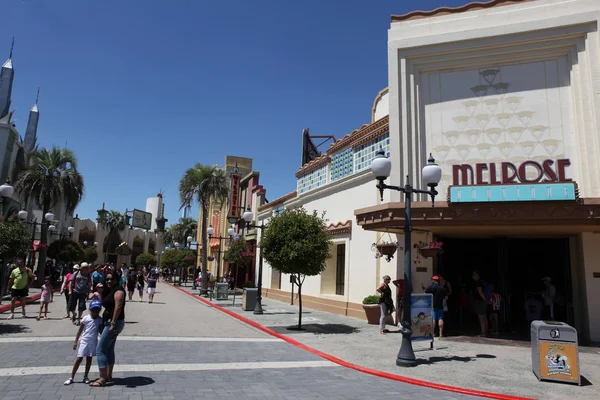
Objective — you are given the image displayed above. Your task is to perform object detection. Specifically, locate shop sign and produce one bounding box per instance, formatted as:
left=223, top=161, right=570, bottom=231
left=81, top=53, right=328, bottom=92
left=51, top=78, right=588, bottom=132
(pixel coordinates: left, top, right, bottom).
left=452, top=159, right=571, bottom=186
left=228, top=167, right=241, bottom=220
left=450, top=182, right=576, bottom=203
left=410, top=294, right=434, bottom=343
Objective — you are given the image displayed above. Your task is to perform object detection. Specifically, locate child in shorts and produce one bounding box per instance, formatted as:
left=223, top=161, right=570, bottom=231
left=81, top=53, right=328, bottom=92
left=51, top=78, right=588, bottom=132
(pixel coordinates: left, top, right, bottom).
left=64, top=300, right=103, bottom=385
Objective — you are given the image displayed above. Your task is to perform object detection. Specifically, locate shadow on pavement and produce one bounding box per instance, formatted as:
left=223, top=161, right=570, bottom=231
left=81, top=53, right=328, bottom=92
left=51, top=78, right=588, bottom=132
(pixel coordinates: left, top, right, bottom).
left=581, top=376, right=593, bottom=387
left=0, top=323, right=31, bottom=334
left=112, top=376, right=155, bottom=388
left=267, top=323, right=360, bottom=335
left=415, top=353, right=497, bottom=365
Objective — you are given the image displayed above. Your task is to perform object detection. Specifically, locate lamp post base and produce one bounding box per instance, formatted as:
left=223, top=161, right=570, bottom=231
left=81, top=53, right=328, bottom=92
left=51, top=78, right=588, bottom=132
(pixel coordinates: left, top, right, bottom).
left=396, top=326, right=417, bottom=367
left=253, top=299, right=263, bottom=314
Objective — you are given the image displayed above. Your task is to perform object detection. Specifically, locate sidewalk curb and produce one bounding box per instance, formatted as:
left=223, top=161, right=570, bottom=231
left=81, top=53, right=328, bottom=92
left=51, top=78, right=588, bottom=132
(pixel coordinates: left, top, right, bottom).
left=0, top=293, right=42, bottom=313
left=167, top=282, right=534, bottom=400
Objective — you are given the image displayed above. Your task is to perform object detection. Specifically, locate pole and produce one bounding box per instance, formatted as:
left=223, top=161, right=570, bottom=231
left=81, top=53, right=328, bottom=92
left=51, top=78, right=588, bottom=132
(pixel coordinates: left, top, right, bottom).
left=291, top=278, right=294, bottom=305
left=28, top=220, right=37, bottom=267
left=216, top=237, right=223, bottom=282
left=253, top=222, right=264, bottom=314
left=397, top=178, right=416, bottom=367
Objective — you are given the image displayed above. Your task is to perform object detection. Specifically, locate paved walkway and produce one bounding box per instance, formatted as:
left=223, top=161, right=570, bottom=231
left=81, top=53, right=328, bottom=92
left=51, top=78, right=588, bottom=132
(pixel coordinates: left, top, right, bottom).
left=180, top=285, right=600, bottom=400
left=0, top=282, right=481, bottom=399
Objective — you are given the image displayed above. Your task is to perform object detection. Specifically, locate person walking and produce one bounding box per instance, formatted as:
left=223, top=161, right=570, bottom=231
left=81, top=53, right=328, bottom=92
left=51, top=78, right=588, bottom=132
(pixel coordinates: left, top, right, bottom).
left=472, top=270, right=490, bottom=337
left=60, top=266, right=74, bottom=319
left=64, top=299, right=103, bottom=385
left=69, top=263, right=92, bottom=326
left=425, top=275, right=448, bottom=338
left=136, top=269, right=145, bottom=301
left=6, top=260, right=35, bottom=320
left=90, top=272, right=125, bottom=387
left=146, top=268, right=159, bottom=303
left=126, top=270, right=136, bottom=301
left=376, top=275, right=394, bottom=335
left=92, top=266, right=104, bottom=293
left=36, top=276, right=54, bottom=321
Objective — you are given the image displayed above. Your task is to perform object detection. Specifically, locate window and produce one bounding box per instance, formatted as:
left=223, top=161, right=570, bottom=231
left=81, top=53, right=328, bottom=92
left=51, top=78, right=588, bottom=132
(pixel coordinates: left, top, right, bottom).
left=335, top=244, right=345, bottom=295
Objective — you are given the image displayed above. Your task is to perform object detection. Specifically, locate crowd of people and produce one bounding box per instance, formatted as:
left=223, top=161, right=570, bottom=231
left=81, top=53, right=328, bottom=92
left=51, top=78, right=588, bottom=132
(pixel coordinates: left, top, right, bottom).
left=4, top=259, right=161, bottom=387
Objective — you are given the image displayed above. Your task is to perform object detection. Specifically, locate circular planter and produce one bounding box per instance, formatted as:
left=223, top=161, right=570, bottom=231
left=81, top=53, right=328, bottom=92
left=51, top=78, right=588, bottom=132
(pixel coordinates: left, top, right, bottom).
left=362, top=304, right=381, bottom=324
left=418, top=247, right=441, bottom=258
left=376, top=244, right=398, bottom=257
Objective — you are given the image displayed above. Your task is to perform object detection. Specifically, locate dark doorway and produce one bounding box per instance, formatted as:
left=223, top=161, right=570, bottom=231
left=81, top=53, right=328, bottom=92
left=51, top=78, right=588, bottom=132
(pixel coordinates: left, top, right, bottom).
left=437, top=236, right=572, bottom=338
left=335, top=244, right=345, bottom=295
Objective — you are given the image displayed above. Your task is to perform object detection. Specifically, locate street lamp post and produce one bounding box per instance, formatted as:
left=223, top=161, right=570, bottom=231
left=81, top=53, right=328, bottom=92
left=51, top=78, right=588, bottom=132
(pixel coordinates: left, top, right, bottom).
left=49, top=225, right=75, bottom=280
left=371, top=149, right=442, bottom=367
left=241, top=207, right=265, bottom=315
left=207, top=224, right=235, bottom=285
left=18, top=210, right=57, bottom=268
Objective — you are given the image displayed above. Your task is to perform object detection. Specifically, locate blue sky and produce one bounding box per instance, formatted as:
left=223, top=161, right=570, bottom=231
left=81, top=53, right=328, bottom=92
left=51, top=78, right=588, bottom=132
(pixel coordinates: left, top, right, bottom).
left=2, top=0, right=470, bottom=227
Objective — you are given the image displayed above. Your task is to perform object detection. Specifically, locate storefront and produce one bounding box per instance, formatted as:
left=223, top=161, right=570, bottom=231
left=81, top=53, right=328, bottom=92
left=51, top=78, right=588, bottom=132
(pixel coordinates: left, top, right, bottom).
left=354, top=0, right=600, bottom=342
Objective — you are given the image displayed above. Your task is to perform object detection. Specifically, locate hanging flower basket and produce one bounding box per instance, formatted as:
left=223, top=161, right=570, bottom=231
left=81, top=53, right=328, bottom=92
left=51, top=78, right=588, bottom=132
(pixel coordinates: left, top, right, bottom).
left=418, top=247, right=441, bottom=258
left=414, top=240, right=444, bottom=262
left=377, top=244, right=398, bottom=257
left=207, top=256, right=215, bottom=261
left=241, top=251, right=254, bottom=258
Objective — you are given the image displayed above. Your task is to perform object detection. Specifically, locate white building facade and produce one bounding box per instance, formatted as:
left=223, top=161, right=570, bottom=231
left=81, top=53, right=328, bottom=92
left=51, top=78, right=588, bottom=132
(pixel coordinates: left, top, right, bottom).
left=258, top=0, right=600, bottom=342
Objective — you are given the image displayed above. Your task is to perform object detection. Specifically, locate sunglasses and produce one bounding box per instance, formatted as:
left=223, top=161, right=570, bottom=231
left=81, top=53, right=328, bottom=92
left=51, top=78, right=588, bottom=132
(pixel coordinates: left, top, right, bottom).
left=105, top=278, right=114, bottom=281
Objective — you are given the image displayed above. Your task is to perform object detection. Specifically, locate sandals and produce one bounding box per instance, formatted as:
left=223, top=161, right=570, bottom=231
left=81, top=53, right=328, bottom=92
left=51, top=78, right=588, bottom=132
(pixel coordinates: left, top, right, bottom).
left=89, top=378, right=106, bottom=387
left=83, top=376, right=90, bottom=384
left=64, top=378, right=74, bottom=386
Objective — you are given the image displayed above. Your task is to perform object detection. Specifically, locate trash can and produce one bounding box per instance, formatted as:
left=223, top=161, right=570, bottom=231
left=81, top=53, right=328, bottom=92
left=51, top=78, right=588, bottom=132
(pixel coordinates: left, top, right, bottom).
left=531, top=320, right=580, bottom=385
left=216, top=283, right=229, bottom=300
left=242, top=288, right=257, bottom=311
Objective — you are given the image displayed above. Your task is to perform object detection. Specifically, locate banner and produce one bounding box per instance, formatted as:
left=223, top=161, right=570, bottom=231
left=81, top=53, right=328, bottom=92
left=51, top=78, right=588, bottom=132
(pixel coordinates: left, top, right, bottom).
left=228, top=165, right=241, bottom=220
left=132, top=209, right=152, bottom=230
left=410, top=293, right=434, bottom=342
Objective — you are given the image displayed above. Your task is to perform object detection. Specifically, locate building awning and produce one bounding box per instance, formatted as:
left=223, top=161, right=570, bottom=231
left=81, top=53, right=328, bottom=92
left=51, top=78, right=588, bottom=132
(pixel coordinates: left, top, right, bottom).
left=354, top=199, right=600, bottom=234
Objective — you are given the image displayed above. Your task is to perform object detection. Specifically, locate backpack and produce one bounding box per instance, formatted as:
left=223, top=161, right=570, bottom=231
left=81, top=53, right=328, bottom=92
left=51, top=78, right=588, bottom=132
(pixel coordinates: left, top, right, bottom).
left=483, top=283, right=493, bottom=301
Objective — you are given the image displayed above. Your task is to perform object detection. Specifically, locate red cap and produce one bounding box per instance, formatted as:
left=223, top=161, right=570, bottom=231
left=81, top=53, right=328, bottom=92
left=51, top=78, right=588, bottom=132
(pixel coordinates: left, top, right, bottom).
left=432, top=275, right=440, bottom=280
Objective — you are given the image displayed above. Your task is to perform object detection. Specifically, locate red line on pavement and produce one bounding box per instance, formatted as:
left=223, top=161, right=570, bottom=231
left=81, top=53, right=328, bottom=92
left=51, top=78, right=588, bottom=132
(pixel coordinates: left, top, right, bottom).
left=167, top=282, right=533, bottom=400
left=0, top=293, right=43, bottom=313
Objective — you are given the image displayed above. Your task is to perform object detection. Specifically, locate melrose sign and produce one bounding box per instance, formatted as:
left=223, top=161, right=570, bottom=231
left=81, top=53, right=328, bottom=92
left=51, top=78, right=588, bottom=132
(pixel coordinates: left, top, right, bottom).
left=452, top=159, right=572, bottom=186
left=449, top=159, right=576, bottom=203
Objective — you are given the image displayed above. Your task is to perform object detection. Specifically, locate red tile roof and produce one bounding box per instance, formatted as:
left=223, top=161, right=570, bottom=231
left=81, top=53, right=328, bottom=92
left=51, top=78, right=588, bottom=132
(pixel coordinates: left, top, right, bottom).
left=391, top=0, right=534, bottom=22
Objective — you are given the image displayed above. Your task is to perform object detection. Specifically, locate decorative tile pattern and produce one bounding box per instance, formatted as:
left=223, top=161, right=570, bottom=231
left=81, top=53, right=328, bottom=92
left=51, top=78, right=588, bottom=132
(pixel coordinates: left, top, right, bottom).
left=353, top=133, right=390, bottom=172
left=330, top=147, right=354, bottom=182
left=297, top=165, right=328, bottom=194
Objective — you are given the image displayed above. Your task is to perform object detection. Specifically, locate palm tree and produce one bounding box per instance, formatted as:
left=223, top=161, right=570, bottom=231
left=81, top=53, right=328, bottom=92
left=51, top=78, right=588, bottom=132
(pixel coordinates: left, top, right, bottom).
left=179, top=164, right=229, bottom=293
left=178, top=217, right=197, bottom=246
left=14, top=146, right=84, bottom=281
left=102, top=210, right=127, bottom=263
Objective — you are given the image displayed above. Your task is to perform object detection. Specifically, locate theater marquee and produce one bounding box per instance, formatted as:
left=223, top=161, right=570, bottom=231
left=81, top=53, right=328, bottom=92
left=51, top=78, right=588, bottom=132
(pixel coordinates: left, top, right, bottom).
left=449, top=159, right=577, bottom=203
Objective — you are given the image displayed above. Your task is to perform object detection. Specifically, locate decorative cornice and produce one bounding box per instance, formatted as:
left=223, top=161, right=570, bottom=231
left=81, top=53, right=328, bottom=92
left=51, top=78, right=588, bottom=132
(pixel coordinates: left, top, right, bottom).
left=391, top=0, right=533, bottom=23
left=371, top=87, right=389, bottom=123
left=295, top=154, right=331, bottom=178
left=326, top=220, right=352, bottom=236
left=326, top=116, right=389, bottom=155
left=258, top=191, right=297, bottom=212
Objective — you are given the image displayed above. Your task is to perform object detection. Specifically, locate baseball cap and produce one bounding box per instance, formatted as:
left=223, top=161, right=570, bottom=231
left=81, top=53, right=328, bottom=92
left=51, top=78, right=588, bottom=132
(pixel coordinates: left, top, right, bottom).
left=81, top=262, right=89, bottom=268
left=73, top=264, right=80, bottom=270
left=89, top=300, right=102, bottom=310
left=541, top=276, right=552, bottom=282
left=432, top=275, right=440, bottom=280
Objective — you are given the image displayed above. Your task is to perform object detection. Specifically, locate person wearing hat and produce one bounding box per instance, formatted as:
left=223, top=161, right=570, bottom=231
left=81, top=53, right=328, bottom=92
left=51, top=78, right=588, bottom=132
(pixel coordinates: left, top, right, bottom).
left=541, top=276, right=556, bottom=319
left=69, top=262, right=93, bottom=326
left=64, top=299, right=103, bottom=386
left=424, top=275, right=448, bottom=338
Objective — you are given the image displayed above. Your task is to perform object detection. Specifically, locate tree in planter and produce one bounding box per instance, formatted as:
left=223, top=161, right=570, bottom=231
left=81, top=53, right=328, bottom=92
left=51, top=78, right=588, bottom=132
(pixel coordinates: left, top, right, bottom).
left=224, top=238, right=250, bottom=288
left=47, top=239, right=84, bottom=264
left=0, top=217, right=32, bottom=260
left=260, top=208, right=331, bottom=330
left=136, top=252, right=157, bottom=267
left=83, top=247, right=98, bottom=264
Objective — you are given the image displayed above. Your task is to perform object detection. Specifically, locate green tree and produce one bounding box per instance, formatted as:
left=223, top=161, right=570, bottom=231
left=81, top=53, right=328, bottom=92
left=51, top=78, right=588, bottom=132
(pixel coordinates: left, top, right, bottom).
left=260, top=208, right=331, bottom=330
left=83, top=247, right=98, bottom=263
left=0, top=217, right=32, bottom=259
left=160, top=249, right=180, bottom=269
left=136, top=252, right=157, bottom=267
left=179, top=164, right=229, bottom=293
left=47, top=239, right=85, bottom=263
left=101, top=210, right=126, bottom=261
left=224, top=238, right=250, bottom=267
left=14, top=147, right=84, bottom=281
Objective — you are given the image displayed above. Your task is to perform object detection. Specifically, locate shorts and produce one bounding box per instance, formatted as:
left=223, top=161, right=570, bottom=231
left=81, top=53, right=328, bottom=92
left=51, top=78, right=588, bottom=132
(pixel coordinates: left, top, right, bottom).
left=137, top=285, right=144, bottom=291
left=11, top=288, right=29, bottom=299
left=127, top=285, right=136, bottom=292
left=69, top=292, right=88, bottom=312
left=147, top=287, right=156, bottom=294
left=474, top=300, right=488, bottom=316
left=433, top=308, right=444, bottom=321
